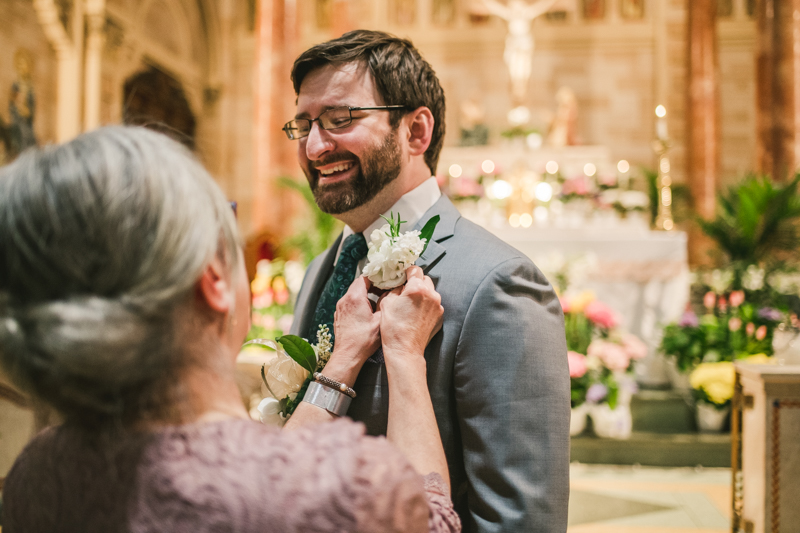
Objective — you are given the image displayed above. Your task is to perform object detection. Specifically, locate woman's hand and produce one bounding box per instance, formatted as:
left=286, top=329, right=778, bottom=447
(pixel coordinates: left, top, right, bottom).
left=323, top=276, right=382, bottom=386
left=378, top=266, right=444, bottom=363
left=380, top=266, right=450, bottom=487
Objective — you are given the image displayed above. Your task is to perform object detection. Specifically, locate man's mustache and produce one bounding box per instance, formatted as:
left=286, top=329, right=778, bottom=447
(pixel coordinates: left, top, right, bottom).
left=312, top=154, right=357, bottom=169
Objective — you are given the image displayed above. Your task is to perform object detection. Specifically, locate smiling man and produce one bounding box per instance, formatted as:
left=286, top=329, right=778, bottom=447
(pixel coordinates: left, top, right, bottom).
left=287, top=30, right=570, bottom=533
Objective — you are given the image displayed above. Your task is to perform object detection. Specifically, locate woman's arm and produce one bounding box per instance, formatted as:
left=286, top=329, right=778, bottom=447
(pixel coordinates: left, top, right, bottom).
left=283, top=276, right=381, bottom=429
left=379, top=267, right=449, bottom=488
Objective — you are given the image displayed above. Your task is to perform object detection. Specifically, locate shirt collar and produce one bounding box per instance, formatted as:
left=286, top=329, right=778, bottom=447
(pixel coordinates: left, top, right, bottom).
left=337, top=177, right=442, bottom=262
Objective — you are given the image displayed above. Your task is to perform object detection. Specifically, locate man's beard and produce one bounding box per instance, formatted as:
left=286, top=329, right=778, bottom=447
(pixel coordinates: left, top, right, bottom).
left=305, top=129, right=402, bottom=215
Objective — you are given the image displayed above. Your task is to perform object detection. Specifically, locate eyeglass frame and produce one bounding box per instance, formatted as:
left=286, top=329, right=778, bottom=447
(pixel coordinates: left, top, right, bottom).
left=282, top=105, right=408, bottom=140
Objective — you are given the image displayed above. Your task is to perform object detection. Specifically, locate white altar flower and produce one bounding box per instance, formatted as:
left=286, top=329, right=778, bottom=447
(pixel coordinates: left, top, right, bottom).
left=362, top=212, right=439, bottom=290
left=742, top=264, right=765, bottom=291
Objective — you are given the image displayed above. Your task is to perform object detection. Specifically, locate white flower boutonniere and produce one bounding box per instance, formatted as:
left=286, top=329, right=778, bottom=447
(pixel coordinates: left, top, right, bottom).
left=362, top=212, right=440, bottom=290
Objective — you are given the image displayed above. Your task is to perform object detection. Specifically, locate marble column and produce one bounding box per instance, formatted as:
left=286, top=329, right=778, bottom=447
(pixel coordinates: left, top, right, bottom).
left=253, top=0, right=300, bottom=238
left=686, top=0, right=720, bottom=265
left=83, top=0, right=105, bottom=131
left=755, top=0, right=800, bottom=181
left=33, top=0, right=83, bottom=142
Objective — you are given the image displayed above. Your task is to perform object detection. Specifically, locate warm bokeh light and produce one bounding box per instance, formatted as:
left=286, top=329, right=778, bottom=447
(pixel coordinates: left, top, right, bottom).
left=534, top=206, right=549, bottom=223
left=546, top=161, right=559, bottom=174
left=492, top=179, right=513, bottom=199
left=509, top=213, right=521, bottom=227
left=481, top=159, right=495, bottom=174
left=655, top=105, right=667, bottom=117
left=584, top=163, right=597, bottom=177
left=449, top=164, right=463, bottom=178
left=519, top=213, right=533, bottom=228
left=535, top=182, right=553, bottom=202
left=617, top=160, right=630, bottom=173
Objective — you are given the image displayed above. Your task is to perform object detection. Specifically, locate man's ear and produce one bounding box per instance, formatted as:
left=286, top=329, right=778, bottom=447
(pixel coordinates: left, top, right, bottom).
left=405, top=107, right=434, bottom=157
left=197, top=256, right=232, bottom=314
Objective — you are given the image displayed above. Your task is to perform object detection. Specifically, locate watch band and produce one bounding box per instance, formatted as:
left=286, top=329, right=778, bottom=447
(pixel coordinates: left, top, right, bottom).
left=302, top=381, right=352, bottom=416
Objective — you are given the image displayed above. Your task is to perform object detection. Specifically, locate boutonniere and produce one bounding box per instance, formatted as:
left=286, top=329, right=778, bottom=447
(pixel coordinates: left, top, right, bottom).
left=362, top=212, right=440, bottom=290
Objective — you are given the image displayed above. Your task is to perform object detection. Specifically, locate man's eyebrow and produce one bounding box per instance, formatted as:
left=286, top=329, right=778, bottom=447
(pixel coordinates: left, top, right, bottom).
left=295, top=104, right=347, bottom=120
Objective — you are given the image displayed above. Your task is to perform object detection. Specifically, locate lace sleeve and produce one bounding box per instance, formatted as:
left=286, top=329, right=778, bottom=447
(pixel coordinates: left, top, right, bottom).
left=340, top=424, right=461, bottom=533
left=423, top=473, right=462, bottom=533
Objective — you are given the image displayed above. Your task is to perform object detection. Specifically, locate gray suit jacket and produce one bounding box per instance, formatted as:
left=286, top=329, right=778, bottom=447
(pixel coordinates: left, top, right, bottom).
left=291, top=196, right=570, bottom=532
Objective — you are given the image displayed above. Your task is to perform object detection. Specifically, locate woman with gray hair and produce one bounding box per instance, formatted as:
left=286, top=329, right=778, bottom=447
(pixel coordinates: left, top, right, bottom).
left=0, top=126, right=459, bottom=532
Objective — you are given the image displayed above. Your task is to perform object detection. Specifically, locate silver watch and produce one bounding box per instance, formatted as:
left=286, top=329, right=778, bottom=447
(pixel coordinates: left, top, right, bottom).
left=302, top=381, right=352, bottom=416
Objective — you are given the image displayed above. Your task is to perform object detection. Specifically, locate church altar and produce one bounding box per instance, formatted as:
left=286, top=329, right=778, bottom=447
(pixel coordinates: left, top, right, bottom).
left=487, top=225, right=688, bottom=387
left=438, top=145, right=687, bottom=387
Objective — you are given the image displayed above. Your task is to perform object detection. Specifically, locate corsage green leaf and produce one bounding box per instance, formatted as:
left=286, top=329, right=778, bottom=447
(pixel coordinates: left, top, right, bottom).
left=418, top=215, right=440, bottom=256
left=276, top=334, right=317, bottom=374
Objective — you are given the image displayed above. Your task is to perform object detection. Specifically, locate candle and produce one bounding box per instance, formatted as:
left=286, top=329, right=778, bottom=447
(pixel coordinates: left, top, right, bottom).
left=655, top=105, right=668, bottom=141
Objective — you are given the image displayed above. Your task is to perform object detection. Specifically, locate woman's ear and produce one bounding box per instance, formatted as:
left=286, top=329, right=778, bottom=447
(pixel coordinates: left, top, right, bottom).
left=405, top=107, right=434, bottom=157
left=197, top=256, right=232, bottom=314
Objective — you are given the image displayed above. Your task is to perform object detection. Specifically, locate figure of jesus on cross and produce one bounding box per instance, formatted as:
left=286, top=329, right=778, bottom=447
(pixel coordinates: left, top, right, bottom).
left=483, top=0, right=558, bottom=105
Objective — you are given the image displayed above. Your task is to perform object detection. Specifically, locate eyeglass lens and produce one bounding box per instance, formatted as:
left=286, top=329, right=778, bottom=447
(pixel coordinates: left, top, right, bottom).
left=288, top=107, right=352, bottom=139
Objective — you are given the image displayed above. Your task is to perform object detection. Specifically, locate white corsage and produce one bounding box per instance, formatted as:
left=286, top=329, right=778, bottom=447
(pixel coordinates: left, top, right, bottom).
left=244, top=325, right=333, bottom=426
left=362, top=212, right=440, bottom=290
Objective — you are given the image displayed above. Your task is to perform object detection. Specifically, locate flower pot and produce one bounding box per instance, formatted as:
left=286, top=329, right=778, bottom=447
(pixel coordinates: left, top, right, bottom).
left=695, top=402, right=730, bottom=433
left=570, top=403, right=589, bottom=436
left=665, top=357, right=692, bottom=392
left=590, top=401, right=632, bottom=440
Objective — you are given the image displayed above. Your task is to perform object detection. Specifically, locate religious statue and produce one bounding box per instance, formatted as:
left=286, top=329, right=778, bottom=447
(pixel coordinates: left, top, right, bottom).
left=546, top=86, right=579, bottom=147
left=9, top=48, right=38, bottom=156
left=483, top=0, right=558, bottom=105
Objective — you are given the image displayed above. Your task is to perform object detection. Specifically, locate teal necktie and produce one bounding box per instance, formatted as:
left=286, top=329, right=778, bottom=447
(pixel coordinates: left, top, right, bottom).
left=307, top=233, right=368, bottom=347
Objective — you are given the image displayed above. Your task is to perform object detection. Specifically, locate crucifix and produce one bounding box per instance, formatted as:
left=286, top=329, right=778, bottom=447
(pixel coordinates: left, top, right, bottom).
left=483, top=0, right=558, bottom=105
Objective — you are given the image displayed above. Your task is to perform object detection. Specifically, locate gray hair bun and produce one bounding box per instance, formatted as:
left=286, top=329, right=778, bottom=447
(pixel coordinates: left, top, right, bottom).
left=0, top=126, right=240, bottom=426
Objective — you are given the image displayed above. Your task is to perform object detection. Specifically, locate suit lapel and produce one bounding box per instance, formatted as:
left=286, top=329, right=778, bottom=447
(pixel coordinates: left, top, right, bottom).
left=412, top=195, right=460, bottom=273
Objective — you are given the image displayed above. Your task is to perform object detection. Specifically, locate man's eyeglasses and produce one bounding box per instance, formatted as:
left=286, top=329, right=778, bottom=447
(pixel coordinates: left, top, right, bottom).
left=282, top=105, right=406, bottom=140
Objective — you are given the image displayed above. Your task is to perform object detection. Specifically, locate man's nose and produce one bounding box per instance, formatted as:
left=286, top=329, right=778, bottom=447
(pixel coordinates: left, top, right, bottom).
left=304, top=121, right=334, bottom=161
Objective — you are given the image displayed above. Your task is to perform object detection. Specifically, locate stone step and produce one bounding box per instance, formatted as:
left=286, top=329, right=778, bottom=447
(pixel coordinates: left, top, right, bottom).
left=571, top=431, right=731, bottom=468
left=630, top=389, right=700, bottom=434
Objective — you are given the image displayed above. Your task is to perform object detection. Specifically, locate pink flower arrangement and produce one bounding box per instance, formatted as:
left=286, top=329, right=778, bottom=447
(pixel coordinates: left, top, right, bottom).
left=568, top=351, right=588, bottom=378
left=588, top=340, right=631, bottom=372
left=562, top=176, right=589, bottom=196
left=729, top=290, right=745, bottom=307
left=728, top=317, right=742, bottom=332
left=621, top=333, right=648, bottom=360
left=756, top=325, right=767, bottom=341
left=703, top=291, right=716, bottom=309
left=584, top=301, right=619, bottom=329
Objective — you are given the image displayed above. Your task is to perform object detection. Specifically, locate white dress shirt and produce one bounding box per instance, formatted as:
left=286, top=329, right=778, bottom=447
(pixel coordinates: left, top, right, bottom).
left=334, top=176, right=442, bottom=276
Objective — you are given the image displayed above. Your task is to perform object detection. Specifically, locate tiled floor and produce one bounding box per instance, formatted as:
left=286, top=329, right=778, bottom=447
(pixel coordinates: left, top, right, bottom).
left=569, top=463, right=731, bottom=532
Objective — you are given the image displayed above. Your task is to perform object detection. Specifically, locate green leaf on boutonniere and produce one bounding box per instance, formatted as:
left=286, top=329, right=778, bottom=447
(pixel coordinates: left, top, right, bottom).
left=380, top=211, right=407, bottom=238
left=418, top=215, right=440, bottom=256
left=276, top=334, right=317, bottom=374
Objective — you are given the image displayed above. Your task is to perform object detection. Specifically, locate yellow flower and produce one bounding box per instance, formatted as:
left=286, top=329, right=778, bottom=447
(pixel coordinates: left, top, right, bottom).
left=690, top=362, right=735, bottom=405
left=251, top=275, right=271, bottom=295
left=570, top=291, right=596, bottom=313
left=740, top=353, right=775, bottom=365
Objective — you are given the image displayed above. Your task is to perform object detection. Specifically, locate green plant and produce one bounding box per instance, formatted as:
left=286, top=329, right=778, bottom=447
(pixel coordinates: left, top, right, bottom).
left=697, top=174, right=800, bottom=264
left=277, top=177, right=342, bottom=264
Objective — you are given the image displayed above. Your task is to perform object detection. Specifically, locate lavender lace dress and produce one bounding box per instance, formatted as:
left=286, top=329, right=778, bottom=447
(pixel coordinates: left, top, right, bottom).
left=2, top=418, right=460, bottom=533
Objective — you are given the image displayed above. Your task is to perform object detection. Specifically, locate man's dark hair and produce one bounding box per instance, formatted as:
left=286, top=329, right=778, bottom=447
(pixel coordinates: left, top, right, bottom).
left=291, top=30, right=446, bottom=176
